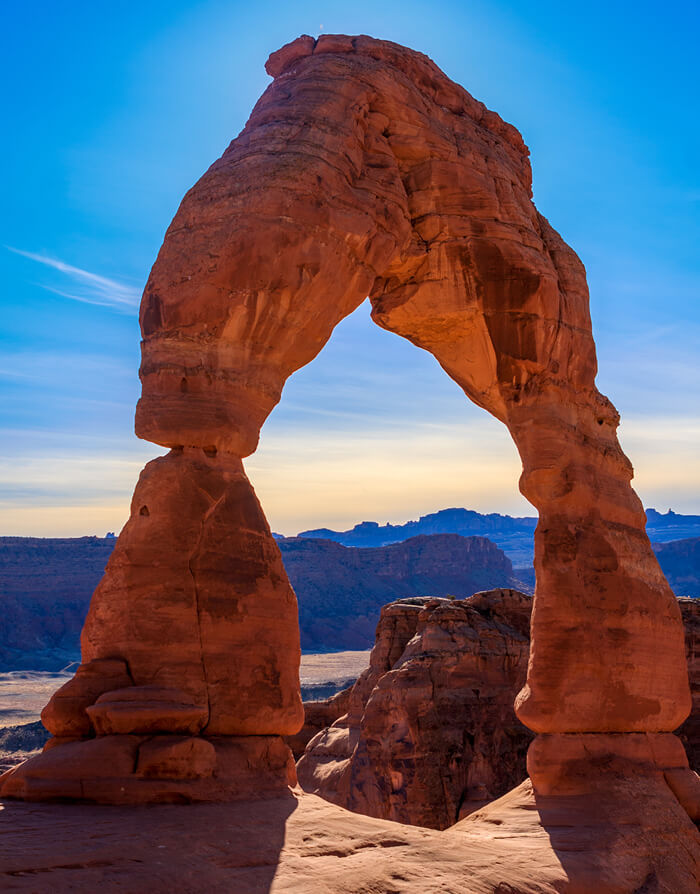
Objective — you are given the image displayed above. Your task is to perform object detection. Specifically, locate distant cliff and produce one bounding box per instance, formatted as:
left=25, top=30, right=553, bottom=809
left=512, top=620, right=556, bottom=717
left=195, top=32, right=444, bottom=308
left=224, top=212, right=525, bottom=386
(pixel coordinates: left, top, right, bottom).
left=0, top=537, right=115, bottom=670
left=292, top=507, right=538, bottom=566
left=654, top=537, right=700, bottom=598
left=279, top=534, right=522, bottom=650
left=1, top=509, right=698, bottom=669
left=0, top=533, right=522, bottom=667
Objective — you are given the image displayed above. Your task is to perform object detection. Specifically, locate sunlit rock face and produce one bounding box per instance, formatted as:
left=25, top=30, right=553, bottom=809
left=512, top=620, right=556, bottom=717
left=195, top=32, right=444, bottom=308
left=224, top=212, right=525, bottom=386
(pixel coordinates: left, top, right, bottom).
left=297, top=592, right=700, bottom=831
left=1, top=35, right=695, bottom=868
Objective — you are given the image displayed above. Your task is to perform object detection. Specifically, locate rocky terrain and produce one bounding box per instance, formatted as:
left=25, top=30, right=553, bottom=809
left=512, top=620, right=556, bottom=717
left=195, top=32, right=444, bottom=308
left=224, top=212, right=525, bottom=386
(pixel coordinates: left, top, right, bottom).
left=0, top=537, right=115, bottom=669
left=293, top=508, right=539, bottom=565
left=297, top=590, right=534, bottom=828
left=281, top=534, right=521, bottom=650
left=4, top=781, right=695, bottom=894
left=291, top=506, right=700, bottom=566
left=2, top=32, right=698, bottom=888
left=678, top=597, right=700, bottom=772
left=0, top=721, right=46, bottom=774
left=296, top=590, right=700, bottom=829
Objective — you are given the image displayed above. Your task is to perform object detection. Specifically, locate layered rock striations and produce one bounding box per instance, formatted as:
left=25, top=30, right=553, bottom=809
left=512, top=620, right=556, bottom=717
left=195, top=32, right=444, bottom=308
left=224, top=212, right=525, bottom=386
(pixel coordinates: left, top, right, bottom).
left=296, top=591, right=700, bottom=830
left=2, top=34, right=697, bottom=884
left=297, top=590, right=534, bottom=829
left=133, top=32, right=688, bottom=737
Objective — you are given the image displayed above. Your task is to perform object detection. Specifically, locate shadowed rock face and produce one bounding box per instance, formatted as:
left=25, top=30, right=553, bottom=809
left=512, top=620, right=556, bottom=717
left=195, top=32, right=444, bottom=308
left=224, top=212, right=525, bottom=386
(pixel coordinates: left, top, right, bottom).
left=678, top=598, right=700, bottom=772
left=280, top=533, right=521, bottom=650
left=1, top=34, right=696, bottom=859
left=297, top=590, right=534, bottom=829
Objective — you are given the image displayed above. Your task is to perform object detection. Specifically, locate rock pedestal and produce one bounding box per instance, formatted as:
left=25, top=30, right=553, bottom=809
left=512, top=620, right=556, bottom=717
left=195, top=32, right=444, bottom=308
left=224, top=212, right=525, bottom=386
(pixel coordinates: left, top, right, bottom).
left=1, top=450, right=302, bottom=802
left=2, top=35, right=697, bottom=880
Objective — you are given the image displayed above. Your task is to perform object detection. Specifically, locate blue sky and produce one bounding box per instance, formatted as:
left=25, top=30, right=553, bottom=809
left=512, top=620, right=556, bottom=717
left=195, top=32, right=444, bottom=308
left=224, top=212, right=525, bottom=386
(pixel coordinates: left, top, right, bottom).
left=2, top=0, right=699, bottom=536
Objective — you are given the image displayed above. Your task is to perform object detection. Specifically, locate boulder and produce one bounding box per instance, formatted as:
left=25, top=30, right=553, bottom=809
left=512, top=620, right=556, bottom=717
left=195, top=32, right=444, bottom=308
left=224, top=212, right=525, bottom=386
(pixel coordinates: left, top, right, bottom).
left=41, top=658, right=132, bottom=737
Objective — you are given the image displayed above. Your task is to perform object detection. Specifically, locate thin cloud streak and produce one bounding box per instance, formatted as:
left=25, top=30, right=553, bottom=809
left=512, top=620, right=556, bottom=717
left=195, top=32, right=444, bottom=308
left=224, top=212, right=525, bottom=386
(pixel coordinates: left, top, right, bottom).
left=7, top=247, right=141, bottom=311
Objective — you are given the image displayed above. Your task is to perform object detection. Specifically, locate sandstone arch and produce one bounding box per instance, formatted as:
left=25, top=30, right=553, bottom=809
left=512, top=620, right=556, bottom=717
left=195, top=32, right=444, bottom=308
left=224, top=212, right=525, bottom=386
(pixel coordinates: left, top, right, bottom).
left=1, top=35, right=695, bottom=814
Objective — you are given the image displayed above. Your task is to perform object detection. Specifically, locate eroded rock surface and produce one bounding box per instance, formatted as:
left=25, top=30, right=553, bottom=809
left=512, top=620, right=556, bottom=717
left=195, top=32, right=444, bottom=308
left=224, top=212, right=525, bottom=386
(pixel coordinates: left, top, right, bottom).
left=134, top=32, right=688, bottom=736
left=297, top=590, right=534, bottom=828
left=1, top=787, right=698, bottom=894
left=0, top=451, right=303, bottom=802
left=297, top=591, right=700, bottom=830
left=1, top=38, right=694, bottom=890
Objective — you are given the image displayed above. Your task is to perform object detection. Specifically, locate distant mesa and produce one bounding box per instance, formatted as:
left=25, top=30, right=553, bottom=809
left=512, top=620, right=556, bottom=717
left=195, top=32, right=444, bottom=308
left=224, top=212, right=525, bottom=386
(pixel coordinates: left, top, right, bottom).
left=277, top=506, right=700, bottom=568
left=279, top=533, right=523, bottom=651
left=0, top=530, right=524, bottom=668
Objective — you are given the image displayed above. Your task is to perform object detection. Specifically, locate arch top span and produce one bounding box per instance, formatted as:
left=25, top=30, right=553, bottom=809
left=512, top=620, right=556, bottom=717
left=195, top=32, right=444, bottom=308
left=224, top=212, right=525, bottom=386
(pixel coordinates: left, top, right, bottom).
left=136, top=32, right=573, bottom=455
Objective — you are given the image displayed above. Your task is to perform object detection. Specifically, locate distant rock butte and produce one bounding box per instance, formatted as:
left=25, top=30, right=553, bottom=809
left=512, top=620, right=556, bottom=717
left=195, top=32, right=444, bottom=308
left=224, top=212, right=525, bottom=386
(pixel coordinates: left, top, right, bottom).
left=2, top=33, right=697, bottom=889
left=654, top=536, right=700, bottom=598
left=294, top=507, right=538, bottom=563
left=1, top=526, right=697, bottom=668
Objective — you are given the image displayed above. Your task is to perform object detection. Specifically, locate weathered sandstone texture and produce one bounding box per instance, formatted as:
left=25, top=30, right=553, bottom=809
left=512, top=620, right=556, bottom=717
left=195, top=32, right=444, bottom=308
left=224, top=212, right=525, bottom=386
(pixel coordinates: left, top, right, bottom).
left=136, top=32, right=688, bottom=734
left=0, top=450, right=303, bottom=801
left=292, top=594, right=700, bottom=816
left=297, top=591, right=534, bottom=828
left=1, top=34, right=697, bottom=883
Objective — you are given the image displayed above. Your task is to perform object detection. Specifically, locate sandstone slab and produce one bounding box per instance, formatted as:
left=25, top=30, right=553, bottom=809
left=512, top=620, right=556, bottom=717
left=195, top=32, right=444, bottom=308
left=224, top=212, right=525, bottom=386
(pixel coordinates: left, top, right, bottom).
left=0, top=735, right=294, bottom=805
left=0, top=786, right=698, bottom=893
left=86, top=686, right=208, bottom=736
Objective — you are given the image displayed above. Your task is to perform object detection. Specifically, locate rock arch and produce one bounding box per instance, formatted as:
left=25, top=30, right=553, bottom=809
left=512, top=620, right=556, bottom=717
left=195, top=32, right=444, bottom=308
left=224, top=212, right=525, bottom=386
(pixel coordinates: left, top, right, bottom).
left=1, top=35, right=694, bottom=809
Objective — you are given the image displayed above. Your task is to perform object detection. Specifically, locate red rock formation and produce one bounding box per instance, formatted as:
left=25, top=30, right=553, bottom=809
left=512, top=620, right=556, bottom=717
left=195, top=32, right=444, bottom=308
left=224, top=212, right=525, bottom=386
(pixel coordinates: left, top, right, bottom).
left=1, top=450, right=302, bottom=801
left=135, top=32, right=688, bottom=734
left=3, top=786, right=699, bottom=894
left=297, top=590, right=534, bottom=828
left=2, top=36, right=696, bottom=871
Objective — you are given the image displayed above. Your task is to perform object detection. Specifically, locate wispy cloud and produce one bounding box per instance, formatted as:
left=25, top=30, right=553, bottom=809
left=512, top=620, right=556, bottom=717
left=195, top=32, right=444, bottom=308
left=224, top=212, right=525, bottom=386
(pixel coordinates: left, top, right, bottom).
left=7, top=247, right=141, bottom=311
